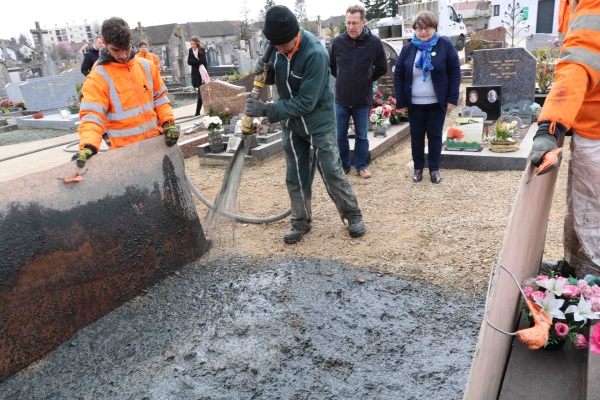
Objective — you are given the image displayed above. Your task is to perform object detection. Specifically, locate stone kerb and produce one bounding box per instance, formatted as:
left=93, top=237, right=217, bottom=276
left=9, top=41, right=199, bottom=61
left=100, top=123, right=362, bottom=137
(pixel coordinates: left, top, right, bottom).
left=200, top=80, right=247, bottom=116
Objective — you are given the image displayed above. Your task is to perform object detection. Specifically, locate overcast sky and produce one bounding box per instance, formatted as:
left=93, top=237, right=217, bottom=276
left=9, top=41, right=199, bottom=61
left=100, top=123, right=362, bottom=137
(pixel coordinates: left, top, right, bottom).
left=1, top=0, right=356, bottom=41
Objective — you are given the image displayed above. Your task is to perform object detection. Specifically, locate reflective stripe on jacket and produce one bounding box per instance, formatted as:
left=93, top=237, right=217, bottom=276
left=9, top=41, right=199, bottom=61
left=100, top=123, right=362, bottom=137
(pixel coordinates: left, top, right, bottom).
left=136, top=51, right=160, bottom=67
left=538, top=0, right=600, bottom=139
left=79, top=56, right=173, bottom=151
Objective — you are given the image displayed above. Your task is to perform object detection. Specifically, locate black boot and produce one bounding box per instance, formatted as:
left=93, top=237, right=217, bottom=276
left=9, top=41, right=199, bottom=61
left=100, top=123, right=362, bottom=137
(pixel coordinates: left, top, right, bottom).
left=348, top=216, right=366, bottom=238
left=413, top=169, right=423, bottom=182
left=284, top=224, right=311, bottom=244
left=430, top=170, right=442, bottom=184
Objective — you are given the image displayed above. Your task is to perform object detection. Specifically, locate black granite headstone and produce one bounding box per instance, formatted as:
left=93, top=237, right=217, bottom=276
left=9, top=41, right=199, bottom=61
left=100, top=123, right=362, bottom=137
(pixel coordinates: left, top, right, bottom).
left=501, top=100, right=532, bottom=124
left=376, top=58, right=396, bottom=100
left=473, top=48, right=536, bottom=107
left=466, top=85, right=502, bottom=120
left=207, top=48, right=220, bottom=67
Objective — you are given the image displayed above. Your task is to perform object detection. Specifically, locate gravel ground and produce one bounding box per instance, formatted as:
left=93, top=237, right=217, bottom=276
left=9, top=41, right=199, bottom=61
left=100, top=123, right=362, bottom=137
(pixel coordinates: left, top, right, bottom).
left=0, top=256, right=484, bottom=399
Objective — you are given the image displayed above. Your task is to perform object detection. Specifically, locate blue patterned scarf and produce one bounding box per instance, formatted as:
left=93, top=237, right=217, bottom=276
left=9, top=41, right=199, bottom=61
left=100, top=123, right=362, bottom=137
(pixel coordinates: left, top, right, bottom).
left=412, top=32, right=439, bottom=81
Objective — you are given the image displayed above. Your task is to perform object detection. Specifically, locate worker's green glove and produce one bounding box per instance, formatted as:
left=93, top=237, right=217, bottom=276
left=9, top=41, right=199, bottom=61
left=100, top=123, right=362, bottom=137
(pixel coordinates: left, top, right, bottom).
left=71, top=146, right=96, bottom=167
left=244, top=98, right=272, bottom=117
left=530, top=121, right=564, bottom=175
left=163, top=122, right=179, bottom=146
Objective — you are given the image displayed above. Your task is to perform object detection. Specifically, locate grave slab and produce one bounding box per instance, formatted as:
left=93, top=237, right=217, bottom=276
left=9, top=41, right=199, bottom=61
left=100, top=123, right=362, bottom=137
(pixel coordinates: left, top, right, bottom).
left=16, top=113, right=80, bottom=130
left=4, top=82, right=24, bottom=102
left=425, top=123, right=536, bottom=171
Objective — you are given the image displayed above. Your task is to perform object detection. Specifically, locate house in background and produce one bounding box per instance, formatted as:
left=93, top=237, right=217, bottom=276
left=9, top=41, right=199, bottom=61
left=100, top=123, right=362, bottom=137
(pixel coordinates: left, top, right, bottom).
left=0, top=47, right=17, bottom=61
left=488, top=0, right=560, bottom=33
left=9, top=44, right=35, bottom=59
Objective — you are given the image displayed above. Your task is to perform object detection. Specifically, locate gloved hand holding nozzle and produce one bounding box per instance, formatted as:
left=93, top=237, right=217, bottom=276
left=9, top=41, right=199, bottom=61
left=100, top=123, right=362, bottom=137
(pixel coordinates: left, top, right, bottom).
left=253, top=57, right=273, bottom=75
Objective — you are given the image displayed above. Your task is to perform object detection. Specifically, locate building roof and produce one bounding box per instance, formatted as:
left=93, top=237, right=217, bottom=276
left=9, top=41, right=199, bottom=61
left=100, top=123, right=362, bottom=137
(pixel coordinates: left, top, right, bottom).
left=186, top=21, right=241, bottom=38
left=321, top=15, right=345, bottom=28
left=70, top=42, right=88, bottom=52
left=133, top=23, right=178, bottom=45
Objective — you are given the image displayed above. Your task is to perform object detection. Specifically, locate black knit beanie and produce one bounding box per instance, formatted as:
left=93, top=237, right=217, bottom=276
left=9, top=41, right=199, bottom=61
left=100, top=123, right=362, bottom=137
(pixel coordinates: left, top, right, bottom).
left=263, top=5, right=300, bottom=45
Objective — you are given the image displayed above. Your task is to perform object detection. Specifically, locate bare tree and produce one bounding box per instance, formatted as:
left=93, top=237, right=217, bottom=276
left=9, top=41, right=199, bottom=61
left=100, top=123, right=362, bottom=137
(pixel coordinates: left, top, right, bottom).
left=240, top=0, right=254, bottom=41
left=18, top=33, right=34, bottom=49
left=294, top=0, right=309, bottom=27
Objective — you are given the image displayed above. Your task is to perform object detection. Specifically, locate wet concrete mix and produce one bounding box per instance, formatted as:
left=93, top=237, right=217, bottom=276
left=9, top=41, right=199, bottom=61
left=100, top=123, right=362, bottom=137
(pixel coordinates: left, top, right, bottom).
left=0, top=255, right=484, bottom=399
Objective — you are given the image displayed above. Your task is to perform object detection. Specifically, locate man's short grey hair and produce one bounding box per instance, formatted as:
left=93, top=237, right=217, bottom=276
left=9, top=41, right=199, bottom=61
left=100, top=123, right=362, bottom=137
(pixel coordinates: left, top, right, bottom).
left=346, top=4, right=366, bottom=20
left=95, top=35, right=103, bottom=41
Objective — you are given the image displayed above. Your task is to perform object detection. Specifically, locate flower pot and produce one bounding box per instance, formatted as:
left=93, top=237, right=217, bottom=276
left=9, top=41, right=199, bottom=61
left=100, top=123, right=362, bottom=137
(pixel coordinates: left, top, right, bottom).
left=489, top=139, right=519, bottom=153
left=68, top=107, right=80, bottom=114
left=32, top=112, right=44, bottom=119
left=542, top=340, right=566, bottom=351
left=374, top=125, right=388, bottom=137
left=368, top=121, right=375, bottom=131
left=208, top=129, right=224, bottom=153
left=390, top=119, right=400, bottom=125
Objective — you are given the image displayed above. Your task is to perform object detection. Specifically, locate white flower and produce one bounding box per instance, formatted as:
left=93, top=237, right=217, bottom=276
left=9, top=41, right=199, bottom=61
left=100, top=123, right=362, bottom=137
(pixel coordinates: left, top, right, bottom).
left=202, top=116, right=211, bottom=126
left=236, top=120, right=242, bottom=126
left=384, top=105, right=392, bottom=112
left=211, top=116, right=222, bottom=125
left=536, top=277, right=567, bottom=296
left=510, top=121, right=518, bottom=128
left=533, top=292, right=566, bottom=320
left=565, top=295, right=600, bottom=324
left=369, top=113, right=379, bottom=123
left=375, top=106, right=383, bottom=115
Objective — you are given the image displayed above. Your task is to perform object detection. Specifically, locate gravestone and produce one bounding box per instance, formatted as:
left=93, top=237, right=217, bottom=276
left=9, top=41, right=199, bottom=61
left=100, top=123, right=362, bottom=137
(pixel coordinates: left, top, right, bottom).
left=234, top=73, right=269, bottom=102
left=479, top=27, right=507, bottom=44
left=465, top=39, right=504, bottom=55
left=249, top=37, right=259, bottom=60
left=473, top=48, right=536, bottom=107
left=0, top=63, right=9, bottom=94
left=221, top=42, right=232, bottom=65
left=60, top=68, right=85, bottom=86
left=526, top=33, right=559, bottom=52
left=237, top=51, right=252, bottom=75
left=501, top=100, right=532, bottom=124
left=4, top=82, right=24, bottom=102
left=42, top=56, right=60, bottom=77
left=19, top=76, right=77, bottom=113
left=240, top=40, right=246, bottom=50
left=375, top=41, right=397, bottom=100
left=207, top=48, right=219, bottom=67
left=199, top=80, right=247, bottom=117
left=466, top=85, right=501, bottom=120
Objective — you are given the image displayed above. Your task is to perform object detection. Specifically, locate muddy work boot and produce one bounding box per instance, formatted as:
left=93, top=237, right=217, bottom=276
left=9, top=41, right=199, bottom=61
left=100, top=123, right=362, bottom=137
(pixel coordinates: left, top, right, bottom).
left=284, top=224, right=311, bottom=244
left=347, top=216, right=366, bottom=238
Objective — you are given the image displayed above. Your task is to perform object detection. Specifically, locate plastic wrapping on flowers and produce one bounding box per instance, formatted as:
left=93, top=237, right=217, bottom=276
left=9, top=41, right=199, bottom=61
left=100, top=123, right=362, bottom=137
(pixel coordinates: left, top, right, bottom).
left=202, top=116, right=223, bottom=132
left=521, top=272, right=600, bottom=349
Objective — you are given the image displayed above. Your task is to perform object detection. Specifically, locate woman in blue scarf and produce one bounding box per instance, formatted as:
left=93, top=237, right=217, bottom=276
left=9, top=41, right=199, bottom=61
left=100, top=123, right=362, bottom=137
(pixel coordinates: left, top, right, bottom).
left=393, top=11, right=461, bottom=183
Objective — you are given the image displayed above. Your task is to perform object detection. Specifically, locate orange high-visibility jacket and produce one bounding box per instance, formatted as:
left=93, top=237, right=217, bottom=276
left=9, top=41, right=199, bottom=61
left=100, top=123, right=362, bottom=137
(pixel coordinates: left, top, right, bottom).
left=136, top=51, right=160, bottom=68
left=79, top=50, right=173, bottom=152
left=538, top=0, right=600, bottom=139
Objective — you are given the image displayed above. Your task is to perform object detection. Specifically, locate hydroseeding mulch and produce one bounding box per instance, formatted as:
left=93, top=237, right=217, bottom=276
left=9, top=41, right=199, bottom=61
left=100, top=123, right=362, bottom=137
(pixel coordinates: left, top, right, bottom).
left=0, top=255, right=485, bottom=399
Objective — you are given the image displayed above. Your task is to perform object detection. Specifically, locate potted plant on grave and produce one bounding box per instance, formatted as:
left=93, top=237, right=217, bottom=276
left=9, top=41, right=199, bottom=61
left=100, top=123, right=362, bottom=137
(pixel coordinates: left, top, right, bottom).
left=220, top=107, right=232, bottom=125
left=530, top=102, right=542, bottom=122
left=203, top=115, right=224, bottom=153
left=489, top=119, right=519, bottom=152
left=468, top=32, right=483, bottom=62
left=369, top=105, right=391, bottom=135
left=67, top=96, right=80, bottom=114
left=532, top=47, right=559, bottom=106
left=520, top=272, right=600, bottom=350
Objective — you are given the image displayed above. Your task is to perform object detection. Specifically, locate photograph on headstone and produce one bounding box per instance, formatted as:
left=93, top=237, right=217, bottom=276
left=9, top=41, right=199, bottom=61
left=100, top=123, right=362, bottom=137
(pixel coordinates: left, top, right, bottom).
left=466, top=85, right=501, bottom=120
left=445, top=117, right=484, bottom=152
left=473, top=48, right=536, bottom=106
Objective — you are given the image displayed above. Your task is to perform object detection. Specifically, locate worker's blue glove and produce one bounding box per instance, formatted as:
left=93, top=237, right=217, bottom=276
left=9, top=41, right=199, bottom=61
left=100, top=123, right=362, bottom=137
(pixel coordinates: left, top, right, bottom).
left=71, top=146, right=96, bottom=168
left=529, top=121, right=565, bottom=175
left=244, top=98, right=272, bottom=117
left=253, top=57, right=273, bottom=75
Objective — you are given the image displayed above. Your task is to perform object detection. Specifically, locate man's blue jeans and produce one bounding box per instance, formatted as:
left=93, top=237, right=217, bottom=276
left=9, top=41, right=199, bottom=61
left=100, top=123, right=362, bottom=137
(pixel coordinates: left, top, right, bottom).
left=335, top=104, right=370, bottom=172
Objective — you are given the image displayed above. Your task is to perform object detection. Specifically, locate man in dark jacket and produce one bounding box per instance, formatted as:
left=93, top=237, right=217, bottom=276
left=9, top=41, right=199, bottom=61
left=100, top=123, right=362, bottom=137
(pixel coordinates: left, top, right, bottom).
left=329, top=4, right=387, bottom=179
left=81, top=36, right=105, bottom=76
left=244, top=5, right=365, bottom=244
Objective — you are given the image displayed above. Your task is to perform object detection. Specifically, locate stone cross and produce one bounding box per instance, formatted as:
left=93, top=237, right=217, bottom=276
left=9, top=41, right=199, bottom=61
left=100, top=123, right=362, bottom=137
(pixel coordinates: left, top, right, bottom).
left=30, top=21, right=48, bottom=63
left=0, top=40, right=11, bottom=67
left=175, top=24, right=190, bottom=86
left=137, top=22, right=148, bottom=43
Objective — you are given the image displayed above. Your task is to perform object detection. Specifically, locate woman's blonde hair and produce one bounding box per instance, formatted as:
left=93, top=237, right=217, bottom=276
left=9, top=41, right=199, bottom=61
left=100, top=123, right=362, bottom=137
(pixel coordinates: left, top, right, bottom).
left=190, top=36, right=204, bottom=54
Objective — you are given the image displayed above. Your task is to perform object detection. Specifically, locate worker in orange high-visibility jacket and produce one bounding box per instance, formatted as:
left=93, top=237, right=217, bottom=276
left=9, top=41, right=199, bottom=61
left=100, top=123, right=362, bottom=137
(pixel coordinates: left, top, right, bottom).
left=136, top=40, right=160, bottom=68
left=73, top=17, right=178, bottom=168
left=530, top=0, right=600, bottom=277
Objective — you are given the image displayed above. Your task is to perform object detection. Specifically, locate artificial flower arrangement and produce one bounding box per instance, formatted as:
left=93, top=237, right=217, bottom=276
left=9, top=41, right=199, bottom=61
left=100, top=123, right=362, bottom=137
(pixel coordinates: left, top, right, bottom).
left=521, top=273, right=600, bottom=349
left=494, top=120, right=519, bottom=142
left=372, top=91, right=404, bottom=124
left=1, top=99, right=13, bottom=113
left=203, top=116, right=223, bottom=132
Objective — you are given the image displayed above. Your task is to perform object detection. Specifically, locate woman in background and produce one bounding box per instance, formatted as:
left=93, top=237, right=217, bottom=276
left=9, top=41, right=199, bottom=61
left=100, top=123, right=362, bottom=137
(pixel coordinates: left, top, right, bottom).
left=188, top=36, right=208, bottom=116
left=394, top=11, right=461, bottom=184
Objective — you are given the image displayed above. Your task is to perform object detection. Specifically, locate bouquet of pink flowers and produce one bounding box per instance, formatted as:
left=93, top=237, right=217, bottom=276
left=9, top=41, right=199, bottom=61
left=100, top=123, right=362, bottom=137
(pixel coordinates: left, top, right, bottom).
left=521, top=273, right=600, bottom=349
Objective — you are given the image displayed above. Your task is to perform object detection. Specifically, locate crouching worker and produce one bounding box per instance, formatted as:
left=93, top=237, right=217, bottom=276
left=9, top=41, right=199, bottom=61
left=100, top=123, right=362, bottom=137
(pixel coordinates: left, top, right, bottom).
left=244, top=6, right=366, bottom=244
left=73, top=17, right=179, bottom=167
